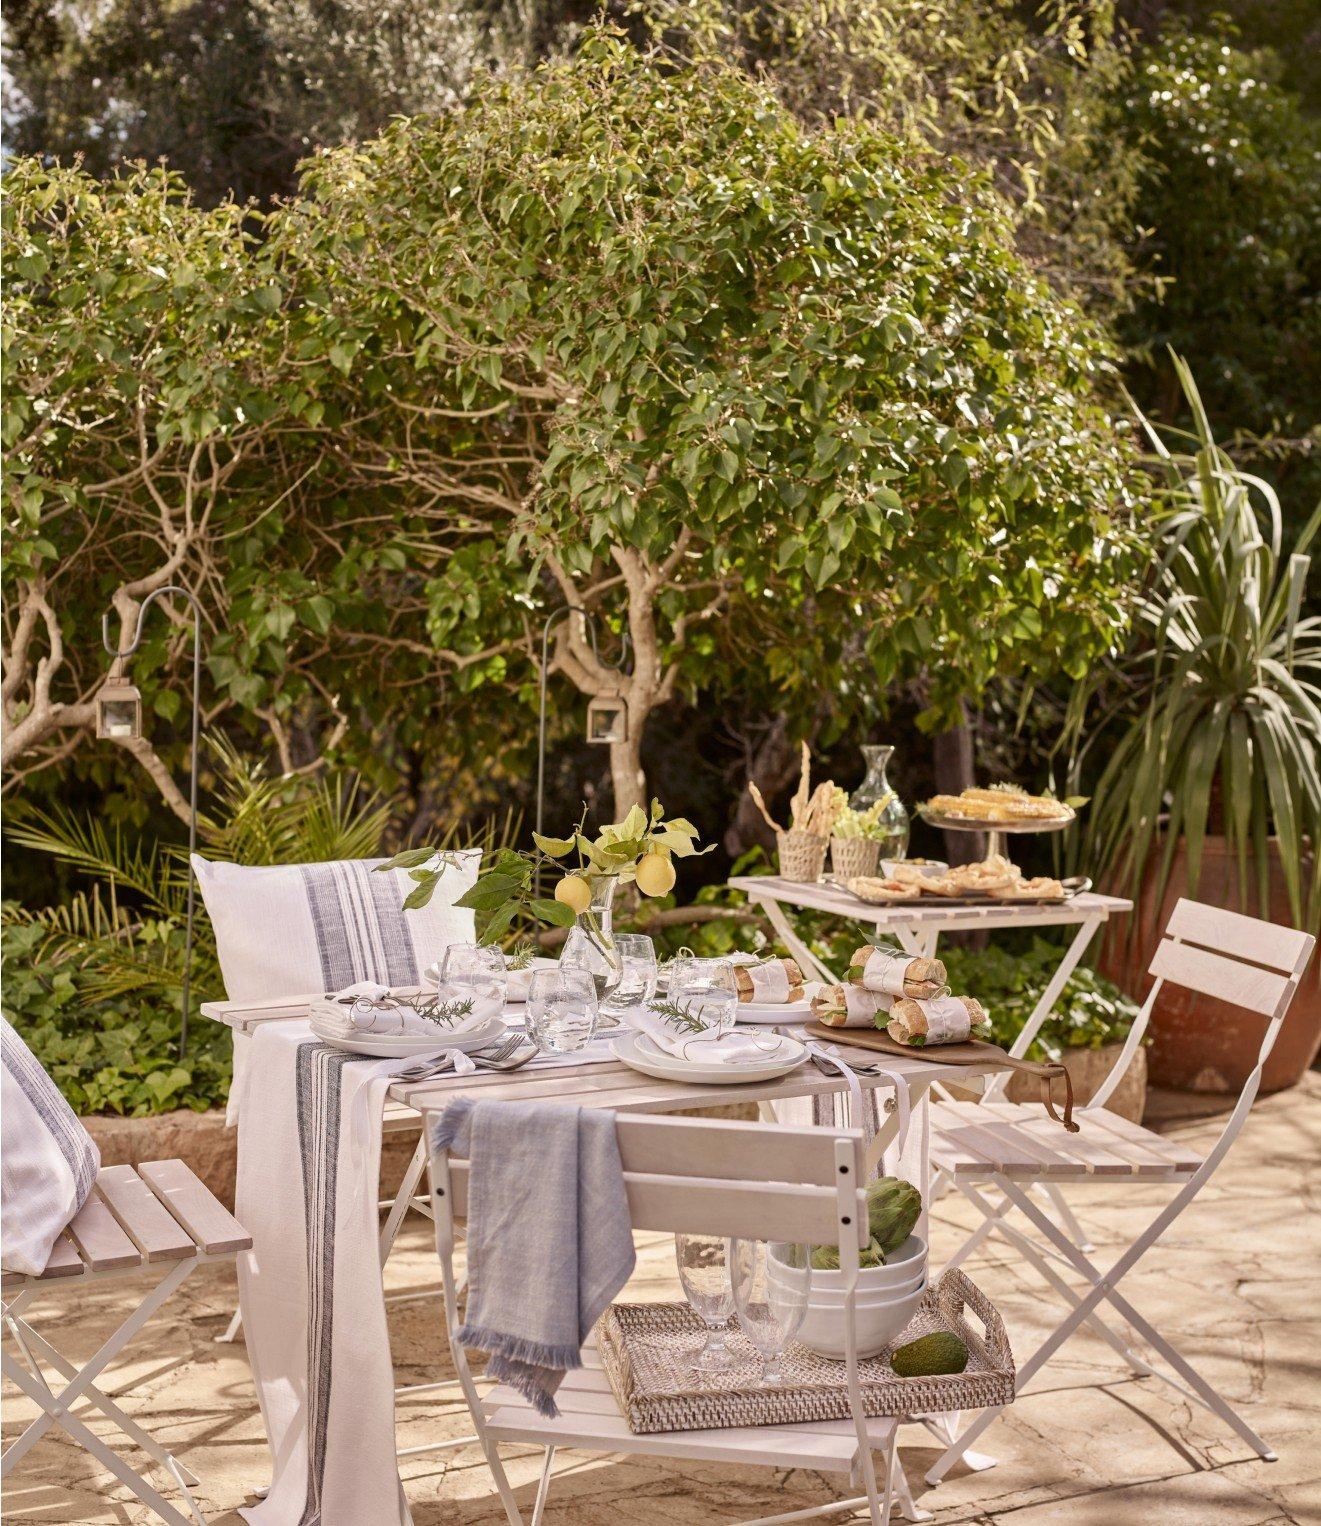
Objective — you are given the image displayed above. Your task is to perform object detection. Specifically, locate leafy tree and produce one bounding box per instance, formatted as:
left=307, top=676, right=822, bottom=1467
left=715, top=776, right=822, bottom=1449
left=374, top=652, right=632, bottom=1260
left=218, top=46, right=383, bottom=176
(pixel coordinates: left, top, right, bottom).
left=1119, top=25, right=1321, bottom=522
left=277, top=30, right=1139, bottom=814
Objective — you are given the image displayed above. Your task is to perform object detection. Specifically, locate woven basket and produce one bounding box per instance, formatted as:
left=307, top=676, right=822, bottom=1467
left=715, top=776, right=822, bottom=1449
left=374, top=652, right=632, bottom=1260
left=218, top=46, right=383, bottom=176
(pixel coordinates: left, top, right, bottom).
left=830, top=837, right=881, bottom=880
left=598, top=1268, right=1013, bottom=1435
left=777, top=830, right=828, bottom=883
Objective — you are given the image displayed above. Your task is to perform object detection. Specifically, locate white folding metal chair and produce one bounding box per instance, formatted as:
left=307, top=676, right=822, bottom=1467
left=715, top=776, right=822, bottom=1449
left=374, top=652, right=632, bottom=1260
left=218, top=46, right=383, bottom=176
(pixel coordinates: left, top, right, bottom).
left=429, top=1113, right=919, bottom=1526
left=2, top=1158, right=252, bottom=1526
left=925, top=897, right=1314, bottom=1483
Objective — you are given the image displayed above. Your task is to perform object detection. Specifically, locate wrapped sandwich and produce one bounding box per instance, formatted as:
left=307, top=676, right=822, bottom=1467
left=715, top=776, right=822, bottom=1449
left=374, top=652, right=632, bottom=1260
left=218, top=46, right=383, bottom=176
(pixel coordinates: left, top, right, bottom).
left=886, top=994, right=990, bottom=1047
left=849, top=948, right=948, bottom=1000
left=732, top=957, right=804, bottom=1004
left=811, top=984, right=891, bottom=1028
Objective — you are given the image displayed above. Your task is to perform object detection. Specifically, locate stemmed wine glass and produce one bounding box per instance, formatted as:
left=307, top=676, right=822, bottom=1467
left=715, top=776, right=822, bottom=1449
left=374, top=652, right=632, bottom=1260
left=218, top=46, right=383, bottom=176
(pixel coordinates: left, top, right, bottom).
left=729, top=1238, right=812, bottom=1387
left=675, top=1233, right=737, bottom=1375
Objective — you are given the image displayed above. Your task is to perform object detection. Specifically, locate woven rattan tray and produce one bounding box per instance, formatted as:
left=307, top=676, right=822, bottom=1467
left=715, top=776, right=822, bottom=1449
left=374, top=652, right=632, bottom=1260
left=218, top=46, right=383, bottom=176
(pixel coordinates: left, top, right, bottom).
left=598, top=1268, right=1013, bottom=1435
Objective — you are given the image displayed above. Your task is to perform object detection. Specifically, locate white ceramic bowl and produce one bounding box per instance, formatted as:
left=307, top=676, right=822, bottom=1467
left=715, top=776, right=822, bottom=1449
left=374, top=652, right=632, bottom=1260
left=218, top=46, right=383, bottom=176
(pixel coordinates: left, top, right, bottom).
left=780, top=1265, right=926, bottom=1307
left=880, top=859, right=947, bottom=878
left=784, top=1234, right=926, bottom=1292
left=796, top=1278, right=927, bottom=1361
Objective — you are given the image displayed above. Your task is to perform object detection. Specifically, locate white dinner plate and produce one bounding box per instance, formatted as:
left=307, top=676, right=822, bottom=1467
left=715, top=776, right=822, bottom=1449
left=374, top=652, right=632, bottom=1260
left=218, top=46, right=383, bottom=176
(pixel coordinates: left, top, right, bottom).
left=309, top=1014, right=506, bottom=1058
left=610, top=1030, right=808, bottom=1086
left=736, top=980, right=824, bottom=1025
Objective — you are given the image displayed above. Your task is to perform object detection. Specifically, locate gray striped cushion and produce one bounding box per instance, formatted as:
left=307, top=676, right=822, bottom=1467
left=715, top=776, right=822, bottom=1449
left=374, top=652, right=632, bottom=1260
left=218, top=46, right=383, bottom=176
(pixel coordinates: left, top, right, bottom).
left=1, top=1017, right=100, bottom=1276
left=191, top=852, right=480, bottom=1003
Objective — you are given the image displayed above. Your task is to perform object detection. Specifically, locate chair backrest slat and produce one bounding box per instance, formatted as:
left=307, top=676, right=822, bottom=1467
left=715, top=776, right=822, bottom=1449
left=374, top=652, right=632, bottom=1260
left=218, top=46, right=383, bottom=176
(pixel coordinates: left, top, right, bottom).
left=1148, top=938, right=1292, bottom=1017
left=1164, top=897, right=1311, bottom=974
left=442, top=1160, right=865, bottom=1247
left=612, top=1115, right=844, bottom=1185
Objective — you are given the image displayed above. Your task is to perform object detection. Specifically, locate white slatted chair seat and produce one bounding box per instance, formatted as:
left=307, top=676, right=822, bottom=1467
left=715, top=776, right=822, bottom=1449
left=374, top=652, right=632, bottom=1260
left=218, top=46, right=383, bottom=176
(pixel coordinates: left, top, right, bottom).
left=930, top=1100, right=1203, bottom=1180
left=482, top=1344, right=896, bottom=1472
left=2, top=1159, right=251, bottom=1526
left=925, top=898, right=1314, bottom=1487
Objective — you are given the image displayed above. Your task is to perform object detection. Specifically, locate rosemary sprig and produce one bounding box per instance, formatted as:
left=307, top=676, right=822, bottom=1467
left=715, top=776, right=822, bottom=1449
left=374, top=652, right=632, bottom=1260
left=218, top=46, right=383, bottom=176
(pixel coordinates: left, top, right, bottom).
left=645, top=996, right=711, bottom=1034
left=507, top=939, right=537, bottom=971
left=409, top=995, right=478, bottom=1028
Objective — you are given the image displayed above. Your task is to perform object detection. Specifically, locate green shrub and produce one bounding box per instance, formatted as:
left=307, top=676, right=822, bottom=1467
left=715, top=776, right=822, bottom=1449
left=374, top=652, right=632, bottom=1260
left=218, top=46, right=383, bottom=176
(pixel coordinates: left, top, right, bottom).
left=1, top=915, right=232, bottom=1115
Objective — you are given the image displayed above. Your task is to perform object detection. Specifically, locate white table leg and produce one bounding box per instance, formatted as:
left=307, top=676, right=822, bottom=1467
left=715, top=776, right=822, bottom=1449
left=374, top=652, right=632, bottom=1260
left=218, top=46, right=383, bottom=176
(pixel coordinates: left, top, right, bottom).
left=753, top=895, right=843, bottom=984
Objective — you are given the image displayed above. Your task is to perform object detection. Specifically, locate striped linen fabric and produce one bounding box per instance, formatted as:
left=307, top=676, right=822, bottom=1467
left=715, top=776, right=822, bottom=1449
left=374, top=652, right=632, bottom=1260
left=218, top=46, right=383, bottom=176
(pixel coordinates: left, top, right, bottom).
left=191, top=851, right=480, bottom=1004
left=1, top=1016, right=100, bottom=1276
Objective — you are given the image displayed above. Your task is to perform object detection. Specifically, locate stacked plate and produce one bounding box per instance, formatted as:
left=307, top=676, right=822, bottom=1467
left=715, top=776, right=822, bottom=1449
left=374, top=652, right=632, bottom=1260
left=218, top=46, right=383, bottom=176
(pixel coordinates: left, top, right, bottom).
left=611, top=1029, right=808, bottom=1085
left=309, top=1012, right=507, bottom=1058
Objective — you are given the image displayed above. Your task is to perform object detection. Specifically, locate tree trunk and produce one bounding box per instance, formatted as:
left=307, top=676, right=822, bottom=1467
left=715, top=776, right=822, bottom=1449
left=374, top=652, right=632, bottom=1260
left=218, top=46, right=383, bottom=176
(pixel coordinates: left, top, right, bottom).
left=932, top=704, right=985, bottom=865
left=609, top=722, right=648, bottom=819
left=725, top=713, right=803, bottom=857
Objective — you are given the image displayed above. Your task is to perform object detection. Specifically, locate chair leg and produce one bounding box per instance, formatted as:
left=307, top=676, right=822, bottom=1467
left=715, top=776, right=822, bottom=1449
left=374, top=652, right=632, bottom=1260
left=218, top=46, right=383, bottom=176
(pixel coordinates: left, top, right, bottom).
left=529, top=1445, right=555, bottom=1526
left=957, top=1182, right=1155, bottom=1378
left=214, top=1306, right=244, bottom=1344
left=1038, top=1182, right=1094, bottom=1253
left=2, top=1349, right=200, bottom=1526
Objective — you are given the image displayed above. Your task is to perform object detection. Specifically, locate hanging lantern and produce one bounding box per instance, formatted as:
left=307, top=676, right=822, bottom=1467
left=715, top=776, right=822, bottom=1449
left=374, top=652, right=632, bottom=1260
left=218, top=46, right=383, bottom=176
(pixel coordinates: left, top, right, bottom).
left=586, top=692, right=629, bottom=745
left=95, top=674, right=143, bottom=740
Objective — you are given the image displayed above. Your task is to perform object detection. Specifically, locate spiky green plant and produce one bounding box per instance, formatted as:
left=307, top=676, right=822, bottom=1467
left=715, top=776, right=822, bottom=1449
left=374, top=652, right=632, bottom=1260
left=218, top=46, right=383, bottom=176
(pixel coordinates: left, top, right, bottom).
left=1066, top=355, right=1320, bottom=930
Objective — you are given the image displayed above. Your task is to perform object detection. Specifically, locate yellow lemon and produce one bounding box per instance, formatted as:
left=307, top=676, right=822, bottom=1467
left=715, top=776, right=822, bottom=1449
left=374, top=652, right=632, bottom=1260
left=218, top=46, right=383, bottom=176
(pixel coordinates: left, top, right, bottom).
left=635, top=852, right=676, bottom=897
left=554, top=874, right=593, bottom=915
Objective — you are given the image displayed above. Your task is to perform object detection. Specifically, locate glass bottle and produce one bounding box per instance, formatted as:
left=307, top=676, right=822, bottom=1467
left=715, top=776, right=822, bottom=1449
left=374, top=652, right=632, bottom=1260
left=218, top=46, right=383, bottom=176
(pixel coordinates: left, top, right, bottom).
left=849, top=744, right=910, bottom=860
left=559, top=874, right=623, bottom=1001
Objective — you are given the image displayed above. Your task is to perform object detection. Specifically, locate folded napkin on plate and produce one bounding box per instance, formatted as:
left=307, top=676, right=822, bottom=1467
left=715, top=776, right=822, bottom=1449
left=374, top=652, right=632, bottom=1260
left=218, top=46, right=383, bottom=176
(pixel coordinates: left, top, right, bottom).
left=430, top=1097, right=635, bottom=1419
left=621, top=1004, right=791, bottom=1065
left=311, top=981, right=501, bottom=1039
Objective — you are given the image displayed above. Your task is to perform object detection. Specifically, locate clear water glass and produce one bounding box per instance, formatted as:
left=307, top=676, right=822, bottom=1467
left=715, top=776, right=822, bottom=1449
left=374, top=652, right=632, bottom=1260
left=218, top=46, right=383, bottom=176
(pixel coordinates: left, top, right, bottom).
left=526, top=968, right=598, bottom=1054
left=675, top=1233, right=737, bottom=1374
left=668, top=958, right=738, bottom=1035
left=600, top=933, right=657, bottom=1021
left=730, top=1238, right=811, bottom=1387
left=437, top=942, right=507, bottom=1016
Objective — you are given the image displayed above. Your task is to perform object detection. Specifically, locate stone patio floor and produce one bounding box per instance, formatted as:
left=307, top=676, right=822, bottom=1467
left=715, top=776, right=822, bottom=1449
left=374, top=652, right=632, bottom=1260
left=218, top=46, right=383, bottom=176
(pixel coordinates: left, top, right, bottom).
left=4, top=1076, right=1318, bottom=1525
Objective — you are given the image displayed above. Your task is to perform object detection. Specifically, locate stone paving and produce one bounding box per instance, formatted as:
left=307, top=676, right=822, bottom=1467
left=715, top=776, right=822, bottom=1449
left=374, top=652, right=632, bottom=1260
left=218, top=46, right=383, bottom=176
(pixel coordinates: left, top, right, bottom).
left=4, top=1078, right=1318, bottom=1524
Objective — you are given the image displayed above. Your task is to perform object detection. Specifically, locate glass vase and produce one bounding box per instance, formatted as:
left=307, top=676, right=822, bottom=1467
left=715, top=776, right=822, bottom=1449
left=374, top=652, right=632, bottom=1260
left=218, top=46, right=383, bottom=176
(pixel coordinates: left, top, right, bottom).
left=559, top=874, right=623, bottom=1002
left=849, top=745, right=910, bottom=860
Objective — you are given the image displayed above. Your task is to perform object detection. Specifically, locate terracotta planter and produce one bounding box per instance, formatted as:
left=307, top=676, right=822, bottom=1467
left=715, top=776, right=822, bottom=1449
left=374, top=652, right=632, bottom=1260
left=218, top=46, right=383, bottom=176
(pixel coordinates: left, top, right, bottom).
left=1098, top=836, right=1319, bottom=1094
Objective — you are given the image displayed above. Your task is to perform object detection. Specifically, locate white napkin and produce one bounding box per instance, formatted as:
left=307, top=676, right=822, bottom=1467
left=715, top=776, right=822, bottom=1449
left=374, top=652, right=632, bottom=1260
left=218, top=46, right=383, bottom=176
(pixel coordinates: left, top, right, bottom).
left=622, top=1005, right=791, bottom=1066
left=311, top=982, right=501, bottom=1039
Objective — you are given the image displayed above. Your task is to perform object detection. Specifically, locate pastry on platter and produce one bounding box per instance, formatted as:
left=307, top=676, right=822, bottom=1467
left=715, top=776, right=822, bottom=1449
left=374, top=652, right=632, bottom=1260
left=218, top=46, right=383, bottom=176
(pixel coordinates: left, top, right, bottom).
left=846, top=876, right=921, bottom=903
left=989, top=876, right=1065, bottom=901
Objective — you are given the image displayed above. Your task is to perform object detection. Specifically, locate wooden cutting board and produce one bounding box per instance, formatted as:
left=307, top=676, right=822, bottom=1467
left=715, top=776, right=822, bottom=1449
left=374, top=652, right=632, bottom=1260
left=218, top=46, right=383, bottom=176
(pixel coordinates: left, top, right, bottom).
left=804, top=1022, right=1009, bottom=1066
left=804, top=1021, right=1080, bottom=1130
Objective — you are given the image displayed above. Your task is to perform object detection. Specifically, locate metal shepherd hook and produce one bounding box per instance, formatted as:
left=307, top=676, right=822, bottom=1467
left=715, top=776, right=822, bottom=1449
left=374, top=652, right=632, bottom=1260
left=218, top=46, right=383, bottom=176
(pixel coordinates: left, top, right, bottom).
left=102, top=588, right=203, bottom=1060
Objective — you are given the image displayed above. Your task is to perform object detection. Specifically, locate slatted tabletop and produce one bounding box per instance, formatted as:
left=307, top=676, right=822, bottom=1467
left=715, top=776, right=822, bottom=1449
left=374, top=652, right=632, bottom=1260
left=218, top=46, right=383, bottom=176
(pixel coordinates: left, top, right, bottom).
left=729, top=876, right=1132, bottom=936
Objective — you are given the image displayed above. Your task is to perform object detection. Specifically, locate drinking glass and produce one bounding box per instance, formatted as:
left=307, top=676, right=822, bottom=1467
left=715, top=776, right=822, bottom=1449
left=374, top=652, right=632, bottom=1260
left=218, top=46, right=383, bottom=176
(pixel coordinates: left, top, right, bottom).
left=730, top=1238, right=811, bottom=1387
left=526, top=968, right=598, bottom=1054
left=600, top=933, right=657, bottom=1022
left=675, top=1233, right=737, bottom=1374
left=438, top=942, right=508, bottom=1011
left=667, top=958, right=738, bottom=1035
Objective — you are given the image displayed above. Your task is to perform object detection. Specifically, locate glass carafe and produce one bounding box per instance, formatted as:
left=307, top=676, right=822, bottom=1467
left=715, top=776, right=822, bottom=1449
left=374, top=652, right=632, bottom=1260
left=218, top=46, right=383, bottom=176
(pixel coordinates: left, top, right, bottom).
left=849, top=745, right=910, bottom=860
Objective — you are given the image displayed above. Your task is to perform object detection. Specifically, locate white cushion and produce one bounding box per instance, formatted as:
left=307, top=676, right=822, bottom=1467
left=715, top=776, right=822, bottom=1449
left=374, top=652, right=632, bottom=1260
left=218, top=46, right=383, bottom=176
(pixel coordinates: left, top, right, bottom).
left=191, top=852, right=480, bottom=1003
left=2, top=1017, right=100, bottom=1276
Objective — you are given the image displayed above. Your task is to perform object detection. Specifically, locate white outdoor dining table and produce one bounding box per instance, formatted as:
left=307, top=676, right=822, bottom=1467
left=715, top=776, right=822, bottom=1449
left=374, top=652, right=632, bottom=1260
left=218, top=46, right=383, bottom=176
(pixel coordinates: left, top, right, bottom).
left=201, top=995, right=1016, bottom=1507
left=728, top=876, right=1133, bottom=1099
